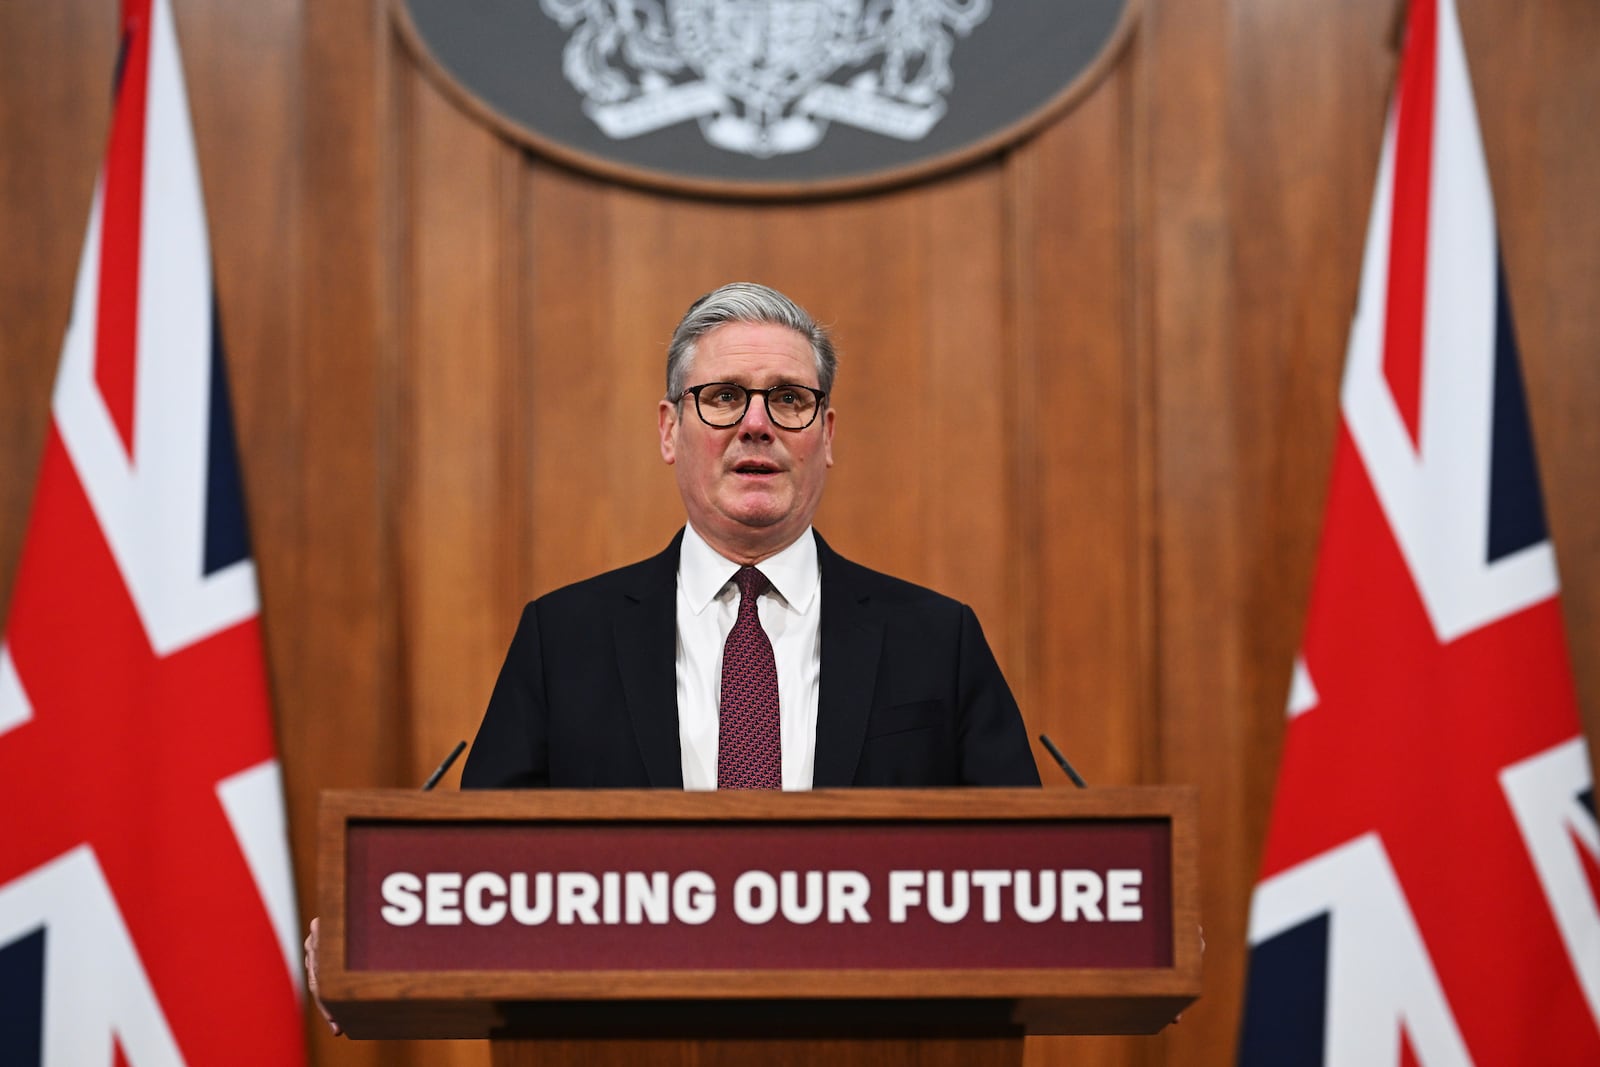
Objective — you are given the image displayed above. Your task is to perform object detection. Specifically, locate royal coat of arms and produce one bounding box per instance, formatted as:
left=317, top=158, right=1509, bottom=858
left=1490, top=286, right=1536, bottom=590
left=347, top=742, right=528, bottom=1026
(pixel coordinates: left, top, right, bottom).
left=539, top=0, right=992, bottom=157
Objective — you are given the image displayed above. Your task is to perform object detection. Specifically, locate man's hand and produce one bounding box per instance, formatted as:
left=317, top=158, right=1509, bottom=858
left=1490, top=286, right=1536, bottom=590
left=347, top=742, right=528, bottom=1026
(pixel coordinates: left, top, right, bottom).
left=303, top=917, right=343, bottom=1036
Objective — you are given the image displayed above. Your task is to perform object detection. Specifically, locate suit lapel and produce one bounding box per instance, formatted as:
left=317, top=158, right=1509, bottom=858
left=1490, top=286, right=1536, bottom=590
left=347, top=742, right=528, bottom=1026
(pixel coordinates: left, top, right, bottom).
left=614, top=532, right=685, bottom=788
left=813, top=536, right=882, bottom=787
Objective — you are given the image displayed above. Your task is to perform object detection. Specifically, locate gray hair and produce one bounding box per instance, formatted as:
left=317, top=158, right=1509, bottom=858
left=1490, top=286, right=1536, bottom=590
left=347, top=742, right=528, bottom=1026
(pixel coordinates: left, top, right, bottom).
left=665, top=282, right=838, bottom=404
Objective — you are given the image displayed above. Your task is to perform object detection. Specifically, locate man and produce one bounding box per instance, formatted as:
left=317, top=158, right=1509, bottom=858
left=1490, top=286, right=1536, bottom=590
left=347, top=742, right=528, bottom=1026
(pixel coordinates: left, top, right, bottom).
left=305, top=284, right=1037, bottom=1032
left=459, top=282, right=1039, bottom=789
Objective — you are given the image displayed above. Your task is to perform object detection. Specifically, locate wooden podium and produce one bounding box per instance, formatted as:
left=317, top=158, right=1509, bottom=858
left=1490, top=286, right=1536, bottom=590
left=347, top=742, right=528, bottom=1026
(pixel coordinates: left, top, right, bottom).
left=317, top=788, right=1199, bottom=1065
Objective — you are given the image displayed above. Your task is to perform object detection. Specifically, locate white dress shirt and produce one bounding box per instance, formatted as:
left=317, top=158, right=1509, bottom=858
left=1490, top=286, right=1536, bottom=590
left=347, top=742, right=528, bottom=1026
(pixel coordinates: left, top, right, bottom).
left=675, top=522, right=822, bottom=790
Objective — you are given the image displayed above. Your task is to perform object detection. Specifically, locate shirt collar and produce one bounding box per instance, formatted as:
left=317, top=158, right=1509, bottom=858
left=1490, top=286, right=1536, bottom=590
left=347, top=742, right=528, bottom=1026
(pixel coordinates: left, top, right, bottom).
left=679, top=522, right=820, bottom=615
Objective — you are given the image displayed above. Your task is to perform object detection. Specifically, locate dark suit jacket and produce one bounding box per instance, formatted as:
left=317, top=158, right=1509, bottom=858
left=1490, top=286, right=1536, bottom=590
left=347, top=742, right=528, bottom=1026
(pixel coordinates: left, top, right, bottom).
left=460, top=530, right=1040, bottom=788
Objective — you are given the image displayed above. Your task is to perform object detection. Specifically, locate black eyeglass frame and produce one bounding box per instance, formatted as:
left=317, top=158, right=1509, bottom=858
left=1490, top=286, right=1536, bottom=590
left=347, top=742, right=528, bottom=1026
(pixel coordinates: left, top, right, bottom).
left=679, top=381, right=829, bottom=430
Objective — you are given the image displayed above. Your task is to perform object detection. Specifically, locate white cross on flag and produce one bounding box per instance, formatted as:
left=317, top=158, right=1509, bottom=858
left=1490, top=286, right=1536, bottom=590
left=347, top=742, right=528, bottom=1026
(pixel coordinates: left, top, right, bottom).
left=0, top=1, right=306, bottom=1064
left=1238, top=0, right=1600, bottom=1064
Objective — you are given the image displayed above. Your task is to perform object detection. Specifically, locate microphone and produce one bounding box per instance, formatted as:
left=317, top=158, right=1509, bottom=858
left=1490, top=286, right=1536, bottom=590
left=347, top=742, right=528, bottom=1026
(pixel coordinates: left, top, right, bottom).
left=421, top=740, right=467, bottom=791
left=1038, top=734, right=1087, bottom=788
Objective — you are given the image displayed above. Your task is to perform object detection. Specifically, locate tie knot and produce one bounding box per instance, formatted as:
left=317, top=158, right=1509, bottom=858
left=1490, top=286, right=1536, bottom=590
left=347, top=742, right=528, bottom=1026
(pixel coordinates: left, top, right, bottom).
left=734, top=566, right=769, bottom=602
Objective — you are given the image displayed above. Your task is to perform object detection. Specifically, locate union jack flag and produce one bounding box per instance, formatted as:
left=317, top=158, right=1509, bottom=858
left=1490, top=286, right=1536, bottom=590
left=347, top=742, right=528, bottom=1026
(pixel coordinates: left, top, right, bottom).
left=0, top=1, right=305, bottom=1063
left=1238, top=0, right=1600, bottom=1063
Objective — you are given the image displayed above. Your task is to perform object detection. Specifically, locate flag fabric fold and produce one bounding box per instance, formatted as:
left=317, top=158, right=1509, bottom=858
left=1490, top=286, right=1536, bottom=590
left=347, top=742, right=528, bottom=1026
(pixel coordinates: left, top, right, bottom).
left=1238, top=0, right=1600, bottom=1064
left=0, top=1, right=306, bottom=1063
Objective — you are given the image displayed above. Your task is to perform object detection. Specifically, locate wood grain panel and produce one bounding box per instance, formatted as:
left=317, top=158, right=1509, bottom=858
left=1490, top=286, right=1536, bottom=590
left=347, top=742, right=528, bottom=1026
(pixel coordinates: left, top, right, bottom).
left=1012, top=55, right=1144, bottom=789
left=1014, top=70, right=1148, bottom=1067
left=901, top=169, right=1013, bottom=666
left=519, top=168, right=685, bottom=599
left=294, top=1, right=403, bottom=1063
left=392, top=49, right=535, bottom=1067
left=804, top=174, right=1013, bottom=667
left=0, top=1, right=116, bottom=621
left=396, top=54, right=525, bottom=785
left=1173, top=1, right=1399, bottom=1064
left=1011, top=24, right=1153, bottom=1067
left=1223, top=0, right=1395, bottom=911
left=1141, top=0, right=1249, bottom=1061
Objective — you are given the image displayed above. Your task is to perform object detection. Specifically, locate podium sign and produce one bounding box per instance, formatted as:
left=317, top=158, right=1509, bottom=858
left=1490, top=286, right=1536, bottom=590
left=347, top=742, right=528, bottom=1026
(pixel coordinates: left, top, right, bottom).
left=319, top=788, right=1199, bottom=1041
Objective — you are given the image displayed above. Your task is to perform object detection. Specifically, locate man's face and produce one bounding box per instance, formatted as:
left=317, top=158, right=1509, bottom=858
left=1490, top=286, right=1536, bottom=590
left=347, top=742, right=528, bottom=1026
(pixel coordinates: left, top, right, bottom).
left=658, top=321, right=835, bottom=564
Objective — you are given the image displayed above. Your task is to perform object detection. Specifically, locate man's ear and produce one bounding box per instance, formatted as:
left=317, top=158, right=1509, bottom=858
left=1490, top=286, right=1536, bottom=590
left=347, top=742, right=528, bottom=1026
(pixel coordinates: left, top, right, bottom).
left=822, top=405, right=836, bottom=468
left=658, top=399, right=679, bottom=464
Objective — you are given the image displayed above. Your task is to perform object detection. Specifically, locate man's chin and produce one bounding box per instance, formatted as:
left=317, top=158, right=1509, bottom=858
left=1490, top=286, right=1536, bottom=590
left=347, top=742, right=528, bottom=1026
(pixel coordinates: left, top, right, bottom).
left=724, top=508, right=786, bottom=532
left=719, top=490, right=790, bottom=527
left=716, top=507, right=799, bottom=544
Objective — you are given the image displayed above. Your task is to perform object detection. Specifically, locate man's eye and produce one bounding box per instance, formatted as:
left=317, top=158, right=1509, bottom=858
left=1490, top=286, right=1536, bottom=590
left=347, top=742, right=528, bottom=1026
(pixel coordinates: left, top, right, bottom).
left=711, top=387, right=740, bottom=404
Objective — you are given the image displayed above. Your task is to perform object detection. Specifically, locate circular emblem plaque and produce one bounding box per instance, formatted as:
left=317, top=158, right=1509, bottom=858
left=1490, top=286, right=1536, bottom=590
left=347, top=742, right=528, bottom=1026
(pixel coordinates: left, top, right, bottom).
left=396, top=0, right=1137, bottom=198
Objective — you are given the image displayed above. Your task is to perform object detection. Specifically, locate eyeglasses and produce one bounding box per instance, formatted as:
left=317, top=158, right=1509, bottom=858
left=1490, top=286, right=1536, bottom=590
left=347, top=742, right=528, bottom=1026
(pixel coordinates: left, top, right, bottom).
left=680, top=382, right=827, bottom=430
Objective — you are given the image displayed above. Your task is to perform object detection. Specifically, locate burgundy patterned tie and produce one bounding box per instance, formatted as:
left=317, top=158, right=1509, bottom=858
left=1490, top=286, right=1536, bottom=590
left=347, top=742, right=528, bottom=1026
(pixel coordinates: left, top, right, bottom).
left=718, top=566, right=782, bottom=789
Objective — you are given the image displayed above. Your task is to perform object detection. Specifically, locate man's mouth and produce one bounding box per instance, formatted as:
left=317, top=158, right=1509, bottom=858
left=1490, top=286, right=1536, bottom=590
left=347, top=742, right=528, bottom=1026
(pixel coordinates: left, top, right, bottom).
left=731, top=460, right=781, bottom=477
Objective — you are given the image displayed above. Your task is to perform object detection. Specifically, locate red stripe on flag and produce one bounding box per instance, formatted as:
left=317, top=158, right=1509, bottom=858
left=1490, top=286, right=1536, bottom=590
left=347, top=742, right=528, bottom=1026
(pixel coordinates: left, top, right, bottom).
left=1381, top=0, right=1438, bottom=449
left=94, top=0, right=155, bottom=459
left=1400, top=1030, right=1422, bottom=1067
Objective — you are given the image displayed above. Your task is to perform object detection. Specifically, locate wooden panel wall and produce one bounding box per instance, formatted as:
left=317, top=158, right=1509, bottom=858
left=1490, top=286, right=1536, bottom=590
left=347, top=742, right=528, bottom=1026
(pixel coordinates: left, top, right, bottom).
left=1, top=3, right=1596, bottom=1066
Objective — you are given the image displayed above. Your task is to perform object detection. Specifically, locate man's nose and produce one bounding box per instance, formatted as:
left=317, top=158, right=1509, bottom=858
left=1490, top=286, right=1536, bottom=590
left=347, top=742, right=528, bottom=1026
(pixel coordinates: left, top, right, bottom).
left=739, top=395, right=775, bottom=438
